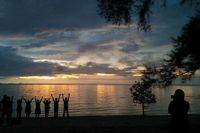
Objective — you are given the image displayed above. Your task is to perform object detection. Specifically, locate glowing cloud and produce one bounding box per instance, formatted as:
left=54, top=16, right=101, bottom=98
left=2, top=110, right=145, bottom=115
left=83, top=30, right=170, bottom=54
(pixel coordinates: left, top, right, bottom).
left=19, top=76, right=56, bottom=80
left=96, top=73, right=116, bottom=76
left=55, top=74, right=79, bottom=79
left=19, top=74, right=80, bottom=80
left=129, top=66, right=146, bottom=77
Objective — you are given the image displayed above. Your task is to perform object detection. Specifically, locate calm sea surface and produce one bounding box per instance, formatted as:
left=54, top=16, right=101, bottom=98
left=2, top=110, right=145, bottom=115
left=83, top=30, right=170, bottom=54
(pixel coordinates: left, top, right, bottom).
left=0, top=84, right=200, bottom=117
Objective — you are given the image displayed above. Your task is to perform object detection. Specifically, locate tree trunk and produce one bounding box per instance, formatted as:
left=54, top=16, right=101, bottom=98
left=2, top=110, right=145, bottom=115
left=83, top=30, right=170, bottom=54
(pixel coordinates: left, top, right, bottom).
left=142, top=103, right=145, bottom=116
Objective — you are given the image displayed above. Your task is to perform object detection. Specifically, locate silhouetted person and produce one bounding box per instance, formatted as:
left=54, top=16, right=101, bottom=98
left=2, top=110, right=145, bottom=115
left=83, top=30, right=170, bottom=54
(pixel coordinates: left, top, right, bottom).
left=43, top=98, right=51, bottom=118
left=8, top=96, right=13, bottom=125
left=23, top=97, right=34, bottom=118
left=16, top=97, right=23, bottom=119
left=0, top=95, right=8, bottom=126
left=0, top=95, right=13, bottom=126
left=35, top=96, right=43, bottom=118
left=0, top=100, right=2, bottom=114
left=51, top=94, right=60, bottom=118
left=62, top=93, right=70, bottom=118
left=168, top=89, right=190, bottom=133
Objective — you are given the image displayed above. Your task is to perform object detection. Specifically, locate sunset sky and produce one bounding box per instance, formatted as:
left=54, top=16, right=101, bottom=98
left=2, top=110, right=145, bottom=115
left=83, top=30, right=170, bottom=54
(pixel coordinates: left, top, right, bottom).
left=0, top=0, right=196, bottom=83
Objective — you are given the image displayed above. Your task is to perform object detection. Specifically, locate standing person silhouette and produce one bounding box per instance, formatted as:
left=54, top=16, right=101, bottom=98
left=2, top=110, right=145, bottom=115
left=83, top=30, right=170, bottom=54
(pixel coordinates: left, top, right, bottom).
left=23, top=97, right=34, bottom=118
left=43, top=98, right=51, bottom=118
left=0, top=99, right=2, bottom=114
left=35, top=96, right=43, bottom=118
left=7, top=96, right=13, bottom=125
left=62, top=93, right=70, bottom=118
left=16, top=97, right=23, bottom=119
left=51, top=94, right=60, bottom=118
left=0, top=95, right=13, bottom=126
left=168, top=89, right=190, bottom=133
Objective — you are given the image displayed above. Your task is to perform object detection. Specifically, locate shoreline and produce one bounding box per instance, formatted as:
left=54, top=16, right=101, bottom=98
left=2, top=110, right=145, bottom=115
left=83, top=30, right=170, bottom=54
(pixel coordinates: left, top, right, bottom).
left=1, top=83, right=200, bottom=86
left=1, top=115, right=200, bottom=133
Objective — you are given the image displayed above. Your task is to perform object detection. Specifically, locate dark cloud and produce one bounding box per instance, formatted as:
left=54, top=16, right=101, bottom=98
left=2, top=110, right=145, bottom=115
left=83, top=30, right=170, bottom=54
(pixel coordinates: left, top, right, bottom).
left=77, top=41, right=116, bottom=53
left=0, top=46, right=62, bottom=76
left=21, top=40, right=55, bottom=49
left=0, top=0, right=197, bottom=82
left=118, top=57, right=137, bottom=66
left=121, top=43, right=139, bottom=53
left=21, top=36, right=62, bottom=49
left=0, top=46, right=131, bottom=77
left=21, top=30, right=79, bottom=49
left=63, top=62, right=129, bottom=76
left=118, top=50, right=166, bottom=67
left=0, top=0, right=104, bottom=35
left=36, top=50, right=65, bottom=56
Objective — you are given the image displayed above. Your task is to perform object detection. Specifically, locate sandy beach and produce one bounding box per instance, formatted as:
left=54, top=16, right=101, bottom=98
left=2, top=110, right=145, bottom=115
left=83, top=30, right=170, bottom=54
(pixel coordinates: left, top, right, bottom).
left=0, top=115, right=200, bottom=133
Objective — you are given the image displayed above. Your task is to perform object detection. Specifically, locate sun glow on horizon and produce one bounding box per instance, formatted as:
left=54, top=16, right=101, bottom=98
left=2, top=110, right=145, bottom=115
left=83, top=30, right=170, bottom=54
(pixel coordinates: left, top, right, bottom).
left=18, top=74, right=79, bottom=80
left=128, top=66, right=146, bottom=77
left=56, top=74, right=79, bottom=79
left=96, top=73, right=116, bottom=76
left=19, top=76, right=56, bottom=80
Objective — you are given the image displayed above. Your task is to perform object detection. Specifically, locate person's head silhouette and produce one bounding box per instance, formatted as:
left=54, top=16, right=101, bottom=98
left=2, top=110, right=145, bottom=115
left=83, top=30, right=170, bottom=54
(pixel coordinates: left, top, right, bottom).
left=3, top=94, right=8, bottom=99
left=173, top=89, right=185, bottom=101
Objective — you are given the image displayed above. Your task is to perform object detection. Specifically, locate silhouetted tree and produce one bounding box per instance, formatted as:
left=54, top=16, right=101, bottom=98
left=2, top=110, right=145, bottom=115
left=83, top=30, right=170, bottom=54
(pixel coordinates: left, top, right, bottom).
left=97, top=0, right=154, bottom=31
left=98, top=0, right=200, bottom=86
left=155, top=12, right=200, bottom=87
left=97, top=0, right=200, bottom=31
left=130, top=65, right=156, bottom=116
left=97, top=0, right=133, bottom=25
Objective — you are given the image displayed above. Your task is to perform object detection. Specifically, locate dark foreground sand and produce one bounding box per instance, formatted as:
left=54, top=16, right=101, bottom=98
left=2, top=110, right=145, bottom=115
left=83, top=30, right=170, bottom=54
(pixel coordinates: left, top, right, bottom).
left=0, top=115, right=200, bottom=133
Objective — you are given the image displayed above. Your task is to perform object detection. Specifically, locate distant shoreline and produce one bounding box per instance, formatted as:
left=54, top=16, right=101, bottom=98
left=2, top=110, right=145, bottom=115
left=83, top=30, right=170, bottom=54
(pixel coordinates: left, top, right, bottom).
left=0, top=83, right=200, bottom=86
left=0, top=83, right=133, bottom=85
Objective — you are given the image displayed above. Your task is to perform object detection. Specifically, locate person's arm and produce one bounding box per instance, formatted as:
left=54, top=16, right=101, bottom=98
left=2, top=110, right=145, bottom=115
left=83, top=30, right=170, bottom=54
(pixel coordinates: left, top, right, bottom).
left=62, top=94, right=64, bottom=101
left=40, top=97, right=43, bottom=102
left=48, top=98, right=51, bottom=103
left=58, top=94, right=61, bottom=102
left=67, top=93, right=70, bottom=101
left=51, top=94, right=55, bottom=101
left=31, top=97, right=34, bottom=102
left=23, top=97, right=27, bottom=102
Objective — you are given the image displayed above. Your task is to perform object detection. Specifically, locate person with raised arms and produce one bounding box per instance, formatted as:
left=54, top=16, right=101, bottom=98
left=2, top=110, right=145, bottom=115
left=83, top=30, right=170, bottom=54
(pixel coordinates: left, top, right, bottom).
left=51, top=94, right=61, bottom=118
left=62, top=93, right=70, bottom=118
left=23, top=97, right=34, bottom=118
left=34, top=96, right=43, bottom=118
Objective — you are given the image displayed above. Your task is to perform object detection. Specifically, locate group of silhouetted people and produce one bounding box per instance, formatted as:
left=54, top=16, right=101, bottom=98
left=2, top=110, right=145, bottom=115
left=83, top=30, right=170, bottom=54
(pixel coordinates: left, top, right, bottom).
left=0, top=89, right=191, bottom=133
left=0, top=93, right=70, bottom=126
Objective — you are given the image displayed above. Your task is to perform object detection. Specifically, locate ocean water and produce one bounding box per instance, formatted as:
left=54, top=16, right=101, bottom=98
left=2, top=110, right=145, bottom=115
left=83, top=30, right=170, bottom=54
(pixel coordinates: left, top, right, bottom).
left=0, top=84, right=200, bottom=117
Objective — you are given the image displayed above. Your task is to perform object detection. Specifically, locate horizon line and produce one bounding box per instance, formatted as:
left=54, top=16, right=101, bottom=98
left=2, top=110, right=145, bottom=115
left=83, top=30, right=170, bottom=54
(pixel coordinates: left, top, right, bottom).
left=0, top=82, right=200, bottom=86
